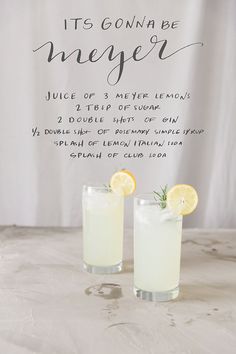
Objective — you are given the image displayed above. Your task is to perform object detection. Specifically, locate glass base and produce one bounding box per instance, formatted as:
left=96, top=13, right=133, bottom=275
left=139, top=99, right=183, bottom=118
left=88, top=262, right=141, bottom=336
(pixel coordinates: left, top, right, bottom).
left=134, top=285, right=179, bottom=302
left=83, top=261, right=122, bottom=274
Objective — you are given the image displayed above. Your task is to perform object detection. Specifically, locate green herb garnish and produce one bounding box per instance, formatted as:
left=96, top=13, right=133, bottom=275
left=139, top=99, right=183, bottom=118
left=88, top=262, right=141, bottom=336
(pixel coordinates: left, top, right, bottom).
left=103, top=184, right=111, bottom=191
left=154, top=185, right=168, bottom=209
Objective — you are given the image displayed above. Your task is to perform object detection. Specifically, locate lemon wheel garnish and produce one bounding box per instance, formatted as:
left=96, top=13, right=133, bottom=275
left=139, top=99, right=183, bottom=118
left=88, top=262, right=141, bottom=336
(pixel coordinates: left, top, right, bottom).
left=167, top=184, right=198, bottom=216
left=110, top=170, right=136, bottom=196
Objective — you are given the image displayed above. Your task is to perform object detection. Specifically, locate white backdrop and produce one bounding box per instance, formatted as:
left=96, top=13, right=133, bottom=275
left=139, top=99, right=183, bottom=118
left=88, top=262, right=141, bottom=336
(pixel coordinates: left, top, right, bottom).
left=0, top=0, right=235, bottom=228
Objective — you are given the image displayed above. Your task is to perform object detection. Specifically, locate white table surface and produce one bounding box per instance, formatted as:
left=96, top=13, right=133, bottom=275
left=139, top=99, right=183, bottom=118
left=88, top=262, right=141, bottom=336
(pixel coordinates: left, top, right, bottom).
left=0, top=226, right=235, bottom=354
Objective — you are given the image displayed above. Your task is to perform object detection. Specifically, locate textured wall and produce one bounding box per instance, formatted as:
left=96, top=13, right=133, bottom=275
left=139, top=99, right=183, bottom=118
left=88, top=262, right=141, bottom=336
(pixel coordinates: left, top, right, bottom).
left=0, top=0, right=235, bottom=227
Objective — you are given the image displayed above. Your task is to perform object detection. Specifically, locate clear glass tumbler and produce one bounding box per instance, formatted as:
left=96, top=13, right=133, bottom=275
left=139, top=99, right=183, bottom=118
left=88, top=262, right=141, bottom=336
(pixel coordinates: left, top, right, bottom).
left=82, top=185, right=124, bottom=273
left=134, top=194, right=183, bottom=301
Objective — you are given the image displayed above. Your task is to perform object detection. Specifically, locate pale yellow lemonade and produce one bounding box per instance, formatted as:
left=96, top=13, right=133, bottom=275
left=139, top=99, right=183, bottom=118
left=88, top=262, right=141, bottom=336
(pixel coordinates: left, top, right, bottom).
left=134, top=198, right=182, bottom=298
left=83, top=186, right=124, bottom=272
left=82, top=170, right=136, bottom=273
left=133, top=184, right=198, bottom=301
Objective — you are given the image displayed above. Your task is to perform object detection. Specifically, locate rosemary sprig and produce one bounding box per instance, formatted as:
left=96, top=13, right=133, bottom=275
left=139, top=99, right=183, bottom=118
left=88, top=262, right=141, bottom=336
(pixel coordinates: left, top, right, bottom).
left=154, top=185, right=168, bottom=209
left=103, top=183, right=111, bottom=191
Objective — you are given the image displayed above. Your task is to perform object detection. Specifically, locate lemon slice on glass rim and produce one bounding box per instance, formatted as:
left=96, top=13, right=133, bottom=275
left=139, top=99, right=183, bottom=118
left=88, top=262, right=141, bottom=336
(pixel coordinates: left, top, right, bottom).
left=167, top=184, right=198, bottom=216
left=110, top=170, right=136, bottom=196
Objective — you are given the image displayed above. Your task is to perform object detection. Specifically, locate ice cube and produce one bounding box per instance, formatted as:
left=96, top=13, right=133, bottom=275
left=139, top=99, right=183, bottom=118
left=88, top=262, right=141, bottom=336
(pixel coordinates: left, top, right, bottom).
left=160, top=209, right=177, bottom=222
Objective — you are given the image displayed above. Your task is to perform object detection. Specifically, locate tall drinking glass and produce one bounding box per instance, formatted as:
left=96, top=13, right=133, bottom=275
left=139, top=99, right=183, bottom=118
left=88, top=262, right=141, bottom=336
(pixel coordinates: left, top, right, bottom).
left=134, top=194, right=183, bottom=301
left=83, top=185, right=124, bottom=273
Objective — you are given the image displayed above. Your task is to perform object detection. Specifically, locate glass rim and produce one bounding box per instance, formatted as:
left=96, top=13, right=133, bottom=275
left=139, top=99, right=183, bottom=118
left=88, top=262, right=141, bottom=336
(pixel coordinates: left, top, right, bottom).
left=134, top=193, right=183, bottom=218
left=135, top=193, right=187, bottom=203
left=134, top=193, right=161, bottom=206
left=83, top=184, right=112, bottom=193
